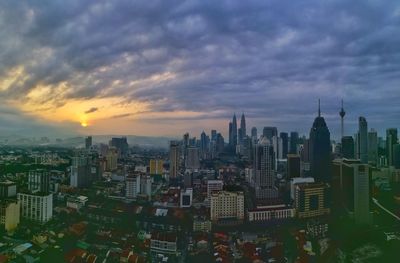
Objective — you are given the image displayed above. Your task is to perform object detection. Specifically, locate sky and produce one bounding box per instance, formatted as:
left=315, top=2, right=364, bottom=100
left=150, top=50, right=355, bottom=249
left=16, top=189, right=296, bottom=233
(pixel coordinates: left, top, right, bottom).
left=0, top=0, right=399, bottom=140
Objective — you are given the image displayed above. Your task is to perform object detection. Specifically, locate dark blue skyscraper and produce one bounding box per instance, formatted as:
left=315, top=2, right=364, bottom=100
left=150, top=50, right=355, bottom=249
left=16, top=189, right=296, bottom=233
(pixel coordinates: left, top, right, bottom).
left=309, top=100, right=331, bottom=183
left=341, top=136, right=355, bottom=159
left=239, top=113, right=246, bottom=145
left=263, top=127, right=277, bottom=141
left=290, top=132, right=299, bottom=154
left=232, top=114, right=238, bottom=148
left=280, top=132, right=288, bottom=158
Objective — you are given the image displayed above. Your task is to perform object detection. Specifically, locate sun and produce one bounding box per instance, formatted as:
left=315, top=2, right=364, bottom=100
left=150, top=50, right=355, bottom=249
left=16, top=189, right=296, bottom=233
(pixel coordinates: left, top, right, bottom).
left=80, top=121, right=88, bottom=127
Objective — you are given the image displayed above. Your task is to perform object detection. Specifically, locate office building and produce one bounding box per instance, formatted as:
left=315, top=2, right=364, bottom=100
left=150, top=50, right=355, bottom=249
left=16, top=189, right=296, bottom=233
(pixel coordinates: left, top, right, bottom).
left=294, top=182, right=330, bottom=219
left=253, top=137, right=278, bottom=200
left=28, top=169, right=50, bottom=194
left=332, top=159, right=372, bottom=225
left=105, top=147, right=118, bottom=171
left=309, top=100, right=331, bottom=183
left=186, top=147, right=200, bottom=169
left=126, top=174, right=141, bottom=199
left=0, top=181, right=20, bottom=232
left=210, top=191, right=244, bottom=222
left=70, top=154, right=91, bottom=188
left=150, top=159, right=164, bottom=175
left=207, top=180, right=223, bottom=198
left=251, top=127, right=257, bottom=139
left=109, top=137, right=129, bottom=157
left=85, top=136, right=92, bottom=150
left=393, top=144, right=400, bottom=169
left=387, top=128, right=398, bottom=166
left=0, top=181, right=17, bottom=199
left=263, top=127, right=278, bottom=141
left=287, top=154, right=301, bottom=179
left=18, top=193, right=53, bottom=224
left=169, top=141, right=180, bottom=178
left=290, top=177, right=315, bottom=200
left=290, top=132, right=299, bottom=154
left=358, top=117, right=368, bottom=164
left=341, top=136, right=355, bottom=159
left=280, top=132, right=289, bottom=158
left=368, top=129, right=378, bottom=165
left=150, top=232, right=178, bottom=255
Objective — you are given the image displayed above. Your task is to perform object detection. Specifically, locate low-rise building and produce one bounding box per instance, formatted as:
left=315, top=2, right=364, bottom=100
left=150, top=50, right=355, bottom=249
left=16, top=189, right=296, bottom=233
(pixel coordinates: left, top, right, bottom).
left=210, top=191, right=244, bottom=223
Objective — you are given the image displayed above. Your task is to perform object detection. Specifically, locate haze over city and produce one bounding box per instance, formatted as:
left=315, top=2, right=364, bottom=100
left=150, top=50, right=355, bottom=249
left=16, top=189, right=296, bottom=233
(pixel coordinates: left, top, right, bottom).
left=0, top=0, right=400, bottom=138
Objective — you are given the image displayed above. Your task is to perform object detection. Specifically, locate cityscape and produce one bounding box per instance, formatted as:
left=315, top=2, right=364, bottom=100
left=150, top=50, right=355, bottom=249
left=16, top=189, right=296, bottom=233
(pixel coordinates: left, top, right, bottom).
left=1, top=1, right=400, bottom=263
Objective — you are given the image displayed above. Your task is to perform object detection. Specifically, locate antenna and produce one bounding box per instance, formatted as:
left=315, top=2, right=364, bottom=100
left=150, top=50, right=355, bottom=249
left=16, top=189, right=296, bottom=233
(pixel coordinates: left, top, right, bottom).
left=318, top=99, right=321, bottom=117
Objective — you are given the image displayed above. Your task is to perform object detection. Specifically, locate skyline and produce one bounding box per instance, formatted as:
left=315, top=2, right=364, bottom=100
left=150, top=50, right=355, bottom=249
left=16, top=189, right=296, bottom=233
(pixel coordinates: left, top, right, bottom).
left=0, top=0, right=400, bottom=138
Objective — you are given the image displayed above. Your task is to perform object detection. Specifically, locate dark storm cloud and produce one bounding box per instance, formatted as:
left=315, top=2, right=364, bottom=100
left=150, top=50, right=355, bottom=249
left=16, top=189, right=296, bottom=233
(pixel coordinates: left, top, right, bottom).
left=0, top=0, right=400, bottom=137
left=85, top=107, right=98, bottom=114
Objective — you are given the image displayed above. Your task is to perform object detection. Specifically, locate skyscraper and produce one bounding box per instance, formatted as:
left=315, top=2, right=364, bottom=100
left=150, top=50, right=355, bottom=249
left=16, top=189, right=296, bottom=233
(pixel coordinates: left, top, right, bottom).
left=186, top=147, right=200, bottom=169
left=229, top=122, right=233, bottom=146
left=358, top=117, right=368, bottom=164
left=169, top=141, right=180, bottom=178
left=251, top=127, right=257, bottom=139
left=309, top=100, right=331, bottom=183
left=287, top=154, right=301, bottom=179
left=280, top=132, right=288, bottom=158
left=85, top=136, right=92, bottom=150
left=263, top=127, right=278, bottom=141
left=386, top=128, right=398, bottom=166
left=253, top=137, right=277, bottom=201
left=232, top=114, right=238, bottom=148
left=341, top=136, right=355, bottom=159
left=289, top=132, right=299, bottom=154
left=368, top=129, right=378, bottom=165
left=239, top=113, right=246, bottom=145
left=393, top=144, right=400, bottom=169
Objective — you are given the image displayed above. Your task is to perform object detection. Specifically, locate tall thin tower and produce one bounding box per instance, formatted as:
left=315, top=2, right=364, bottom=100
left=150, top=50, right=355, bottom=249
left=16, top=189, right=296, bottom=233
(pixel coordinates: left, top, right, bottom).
left=339, top=99, right=346, bottom=139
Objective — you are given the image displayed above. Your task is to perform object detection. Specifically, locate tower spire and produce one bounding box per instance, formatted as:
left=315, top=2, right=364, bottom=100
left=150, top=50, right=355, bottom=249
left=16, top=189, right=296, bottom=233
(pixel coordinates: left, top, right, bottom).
left=318, top=99, right=321, bottom=117
left=339, top=99, right=346, bottom=138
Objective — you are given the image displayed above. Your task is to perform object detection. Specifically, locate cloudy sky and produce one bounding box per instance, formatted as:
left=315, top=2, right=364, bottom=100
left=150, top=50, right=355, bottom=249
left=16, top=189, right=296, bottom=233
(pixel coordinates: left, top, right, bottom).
left=0, top=0, right=399, bottom=139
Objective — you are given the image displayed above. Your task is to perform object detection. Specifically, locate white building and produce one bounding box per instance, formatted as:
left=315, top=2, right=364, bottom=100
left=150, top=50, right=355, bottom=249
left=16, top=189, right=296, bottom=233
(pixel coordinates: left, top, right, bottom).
left=248, top=204, right=295, bottom=222
left=126, top=174, right=141, bottom=199
left=150, top=232, right=178, bottom=255
left=180, top=188, right=193, bottom=208
left=210, top=191, right=244, bottom=222
left=18, top=193, right=53, bottom=224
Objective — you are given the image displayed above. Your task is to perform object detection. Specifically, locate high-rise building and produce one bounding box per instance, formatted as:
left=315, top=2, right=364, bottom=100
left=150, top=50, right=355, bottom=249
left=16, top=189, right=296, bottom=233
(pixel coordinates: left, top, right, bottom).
left=386, top=128, right=398, bottom=166
left=263, top=127, right=278, bottom=141
left=85, top=136, right=92, bottom=150
left=70, top=154, right=91, bottom=188
left=294, top=182, right=330, bottom=219
left=0, top=181, right=20, bottom=232
left=207, top=180, right=223, bottom=198
left=393, top=144, right=400, bottom=169
left=368, top=129, right=378, bottom=165
left=332, top=159, right=371, bottom=225
left=169, top=141, right=180, bottom=178
left=211, top=130, right=217, bottom=141
left=289, top=132, right=299, bottom=154
left=280, top=132, right=289, bottom=158
left=341, top=136, right=355, bottom=159
left=28, top=169, right=50, bottom=194
left=186, top=147, right=200, bottom=169
left=358, top=117, right=368, bottom=164
left=18, top=193, right=53, bottom=224
left=105, top=147, right=118, bottom=171
left=216, top=133, right=225, bottom=154
left=109, top=137, right=129, bottom=157
left=200, top=131, right=208, bottom=159
left=251, top=127, right=257, bottom=139
left=210, top=191, right=244, bottom=222
left=287, top=154, right=301, bottom=179
left=253, top=137, right=277, bottom=200
left=232, top=114, right=238, bottom=148
left=229, top=122, right=233, bottom=147
left=126, top=173, right=141, bottom=199
left=309, top=100, right=331, bottom=183
left=238, top=113, right=246, bottom=145
left=150, top=159, right=164, bottom=175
